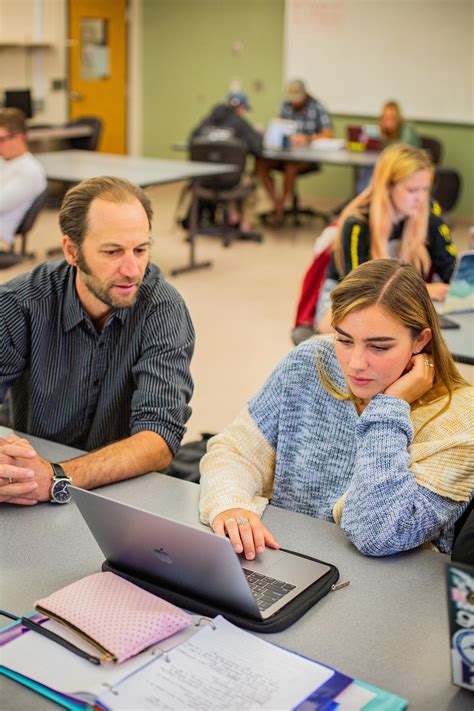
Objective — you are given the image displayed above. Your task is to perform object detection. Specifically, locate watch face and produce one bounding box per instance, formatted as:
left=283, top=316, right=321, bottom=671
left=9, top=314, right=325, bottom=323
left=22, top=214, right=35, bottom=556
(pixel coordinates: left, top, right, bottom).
left=52, top=479, right=71, bottom=504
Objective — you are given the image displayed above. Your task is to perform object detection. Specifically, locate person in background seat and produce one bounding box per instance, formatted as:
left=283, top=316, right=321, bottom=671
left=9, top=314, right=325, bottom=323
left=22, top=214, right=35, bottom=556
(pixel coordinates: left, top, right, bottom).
left=357, top=100, right=421, bottom=193
left=189, top=92, right=263, bottom=231
left=316, top=144, right=456, bottom=333
left=0, top=108, right=46, bottom=248
left=256, top=79, right=333, bottom=225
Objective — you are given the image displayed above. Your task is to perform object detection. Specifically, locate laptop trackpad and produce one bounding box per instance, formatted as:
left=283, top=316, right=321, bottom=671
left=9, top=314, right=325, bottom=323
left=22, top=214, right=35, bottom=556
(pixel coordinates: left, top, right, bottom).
left=240, top=547, right=331, bottom=587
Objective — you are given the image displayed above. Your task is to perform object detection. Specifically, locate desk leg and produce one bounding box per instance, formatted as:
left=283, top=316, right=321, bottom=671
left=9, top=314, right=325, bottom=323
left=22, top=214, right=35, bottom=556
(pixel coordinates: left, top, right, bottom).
left=170, top=180, right=212, bottom=276
left=352, top=166, right=359, bottom=196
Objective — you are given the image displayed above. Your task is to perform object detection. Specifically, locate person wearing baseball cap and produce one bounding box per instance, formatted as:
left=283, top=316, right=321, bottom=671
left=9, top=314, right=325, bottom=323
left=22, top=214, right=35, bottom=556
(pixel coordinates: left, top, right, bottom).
left=256, top=79, right=334, bottom=226
left=188, top=91, right=263, bottom=231
left=190, top=91, right=262, bottom=157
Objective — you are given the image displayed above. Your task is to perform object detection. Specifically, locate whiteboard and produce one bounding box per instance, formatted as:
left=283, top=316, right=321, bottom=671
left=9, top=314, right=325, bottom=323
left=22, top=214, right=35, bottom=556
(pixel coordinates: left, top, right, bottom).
left=284, top=0, right=474, bottom=125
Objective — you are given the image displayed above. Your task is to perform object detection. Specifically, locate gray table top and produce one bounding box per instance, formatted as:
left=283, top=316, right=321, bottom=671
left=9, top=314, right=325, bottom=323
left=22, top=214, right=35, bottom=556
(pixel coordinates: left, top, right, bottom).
left=261, top=145, right=380, bottom=167
left=173, top=141, right=380, bottom=168
left=0, top=426, right=471, bottom=710
left=27, top=125, right=93, bottom=142
left=441, top=312, right=474, bottom=365
left=36, top=150, right=238, bottom=187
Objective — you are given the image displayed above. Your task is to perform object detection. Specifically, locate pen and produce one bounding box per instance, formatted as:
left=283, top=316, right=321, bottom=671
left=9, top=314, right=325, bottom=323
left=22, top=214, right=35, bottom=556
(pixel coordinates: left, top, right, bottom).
left=0, top=609, right=101, bottom=665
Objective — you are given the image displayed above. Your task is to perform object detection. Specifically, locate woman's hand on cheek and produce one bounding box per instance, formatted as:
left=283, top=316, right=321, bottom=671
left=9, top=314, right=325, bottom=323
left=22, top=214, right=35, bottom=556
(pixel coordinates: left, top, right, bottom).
left=383, top=354, right=435, bottom=404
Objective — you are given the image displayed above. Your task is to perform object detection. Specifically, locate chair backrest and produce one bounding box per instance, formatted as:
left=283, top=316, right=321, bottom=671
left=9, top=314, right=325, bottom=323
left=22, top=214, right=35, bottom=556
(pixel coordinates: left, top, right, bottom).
left=189, top=134, right=247, bottom=190
left=16, top=188, right=49, bottom=236
left=420, top=135, right=443, bottom=165
left=13, top=187, right=49, bottom=257
left=432, top=167, right=462, bottom=213
left=67, top=116, right=103, bottom=151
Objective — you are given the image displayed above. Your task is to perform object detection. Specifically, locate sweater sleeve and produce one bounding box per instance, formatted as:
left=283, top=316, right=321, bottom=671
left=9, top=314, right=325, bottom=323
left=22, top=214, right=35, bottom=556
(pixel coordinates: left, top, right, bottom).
left=199, top=406, right=276, bottom=526
left=336, top=393, right=473, bottom=556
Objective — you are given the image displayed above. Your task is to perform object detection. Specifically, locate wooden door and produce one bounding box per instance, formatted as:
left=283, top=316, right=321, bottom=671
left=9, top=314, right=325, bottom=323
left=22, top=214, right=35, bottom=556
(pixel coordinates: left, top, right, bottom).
left=68, top=0, right=127, bottom=154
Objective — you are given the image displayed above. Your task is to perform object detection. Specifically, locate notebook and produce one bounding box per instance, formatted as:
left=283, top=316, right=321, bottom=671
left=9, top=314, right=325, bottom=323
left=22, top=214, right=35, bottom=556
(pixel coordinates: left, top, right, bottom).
left=70, top=486, right=331, bottom=621
left=0, top=613, right=408, bottom=710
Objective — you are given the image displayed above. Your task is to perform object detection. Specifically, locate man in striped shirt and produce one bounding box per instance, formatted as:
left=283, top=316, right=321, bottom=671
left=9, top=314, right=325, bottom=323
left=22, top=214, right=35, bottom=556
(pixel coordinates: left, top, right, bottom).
left=0, top=176, right=195, bottom=505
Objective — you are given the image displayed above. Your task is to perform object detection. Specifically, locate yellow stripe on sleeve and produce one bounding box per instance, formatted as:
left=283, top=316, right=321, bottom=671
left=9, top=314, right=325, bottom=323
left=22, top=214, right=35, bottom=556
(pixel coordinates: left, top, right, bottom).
left=350, top=224, right=361, bottom=269
left=431, top=200, right=442, bottom=216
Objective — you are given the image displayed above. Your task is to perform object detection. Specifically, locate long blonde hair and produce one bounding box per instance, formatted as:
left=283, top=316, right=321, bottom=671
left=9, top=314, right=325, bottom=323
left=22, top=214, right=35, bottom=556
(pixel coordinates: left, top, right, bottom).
left=334, top=144, right=434, bottom=278
left=379, top=100, right=403, bottom=141
left=319, top=259, right=468, bottom=426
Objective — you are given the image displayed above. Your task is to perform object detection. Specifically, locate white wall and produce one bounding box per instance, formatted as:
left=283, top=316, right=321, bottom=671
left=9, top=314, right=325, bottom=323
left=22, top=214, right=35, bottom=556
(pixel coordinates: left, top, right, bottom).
left=285, top=0, right=474, bottom=124
left=0, top=0, right=68, bottom=125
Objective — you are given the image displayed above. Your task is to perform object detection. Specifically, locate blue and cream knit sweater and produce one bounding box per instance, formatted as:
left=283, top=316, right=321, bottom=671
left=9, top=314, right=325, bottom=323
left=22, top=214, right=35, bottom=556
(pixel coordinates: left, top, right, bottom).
left=200, top=338, right=474, bottom=556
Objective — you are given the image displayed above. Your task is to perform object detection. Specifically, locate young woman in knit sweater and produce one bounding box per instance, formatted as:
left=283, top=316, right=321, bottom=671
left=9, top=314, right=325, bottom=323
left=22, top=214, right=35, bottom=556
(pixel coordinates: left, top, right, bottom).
left=199, top=259, right=473, bottom=558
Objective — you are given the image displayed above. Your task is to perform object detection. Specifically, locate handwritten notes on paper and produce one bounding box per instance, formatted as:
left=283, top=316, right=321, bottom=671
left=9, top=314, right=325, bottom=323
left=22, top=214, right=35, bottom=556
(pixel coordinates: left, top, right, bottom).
left=99, top=616, right=334, bottom=710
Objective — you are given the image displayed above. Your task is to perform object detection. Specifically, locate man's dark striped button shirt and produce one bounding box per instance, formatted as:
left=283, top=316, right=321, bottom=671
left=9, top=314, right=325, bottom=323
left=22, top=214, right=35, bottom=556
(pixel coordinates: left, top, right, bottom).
left=0, top=260, right=195, bottom=453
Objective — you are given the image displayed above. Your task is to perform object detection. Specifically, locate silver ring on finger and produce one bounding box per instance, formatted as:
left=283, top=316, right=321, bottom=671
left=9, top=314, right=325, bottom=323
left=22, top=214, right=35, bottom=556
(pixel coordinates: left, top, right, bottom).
left=225, top=517, right=236, bottom=525
left=424, top=360, right=434, bottom=367
left=236, top=516, right=248, bottom=526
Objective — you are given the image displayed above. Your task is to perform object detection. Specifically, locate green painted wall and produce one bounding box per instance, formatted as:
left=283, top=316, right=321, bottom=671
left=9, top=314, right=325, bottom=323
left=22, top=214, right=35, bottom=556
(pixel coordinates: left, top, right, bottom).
left=142, top=1, right=473, bottom=219
left=142, top=0, right=285, bottom=158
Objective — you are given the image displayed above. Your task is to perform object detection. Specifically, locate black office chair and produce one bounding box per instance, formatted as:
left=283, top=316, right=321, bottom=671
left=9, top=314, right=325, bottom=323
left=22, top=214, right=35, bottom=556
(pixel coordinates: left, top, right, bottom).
left=0, top=188, right=48, bottom=269
left=66, top=115, right=103, bottom=151
left=258, top=162, right=332, bottom=227
left=189, top=135, right=263, bottom=247
left=432, top=167, right=462, bottom=214
left=420, top=135, right=443, bottom=165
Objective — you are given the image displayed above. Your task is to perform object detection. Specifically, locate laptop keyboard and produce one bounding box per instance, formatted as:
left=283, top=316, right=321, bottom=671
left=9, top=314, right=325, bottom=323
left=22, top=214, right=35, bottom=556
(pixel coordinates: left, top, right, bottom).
left=242, top=568, right=296, bottom=611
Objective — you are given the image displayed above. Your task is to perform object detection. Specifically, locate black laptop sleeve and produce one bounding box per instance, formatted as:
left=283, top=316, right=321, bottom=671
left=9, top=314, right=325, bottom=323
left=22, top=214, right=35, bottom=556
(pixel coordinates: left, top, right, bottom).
left=102, top=549, right=339, bottom=633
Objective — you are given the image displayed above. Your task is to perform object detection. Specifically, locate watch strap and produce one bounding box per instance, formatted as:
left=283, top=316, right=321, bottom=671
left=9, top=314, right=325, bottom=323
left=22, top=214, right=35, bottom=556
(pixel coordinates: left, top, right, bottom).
left=51, top=463, right=71, bottom=482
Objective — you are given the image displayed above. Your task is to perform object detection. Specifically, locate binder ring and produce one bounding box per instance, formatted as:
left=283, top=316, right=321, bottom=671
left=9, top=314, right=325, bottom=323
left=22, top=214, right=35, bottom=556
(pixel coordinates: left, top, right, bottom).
left=195, top=616, right=216, bottom=630
left=101, top=682, right=119, bottom=696
left=151, top=646, right=170, bottom=662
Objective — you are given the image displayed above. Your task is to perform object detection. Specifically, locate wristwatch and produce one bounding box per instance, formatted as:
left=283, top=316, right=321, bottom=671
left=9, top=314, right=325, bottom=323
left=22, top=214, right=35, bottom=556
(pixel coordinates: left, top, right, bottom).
left=50, top=463, right=72, bottom=504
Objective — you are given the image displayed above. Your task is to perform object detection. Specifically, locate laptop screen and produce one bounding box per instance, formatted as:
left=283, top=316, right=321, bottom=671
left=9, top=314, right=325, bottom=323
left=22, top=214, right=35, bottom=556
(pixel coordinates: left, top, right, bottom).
left=443, top=250, right=474, bottom=315
left=264, top=119, right=298, bottom=149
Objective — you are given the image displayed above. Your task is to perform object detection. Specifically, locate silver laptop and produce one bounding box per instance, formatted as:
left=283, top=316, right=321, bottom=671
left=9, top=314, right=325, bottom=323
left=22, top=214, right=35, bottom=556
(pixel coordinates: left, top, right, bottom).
left=70, top=486, right=331, bottom=621
left=442, top=250, right=474, bottom=316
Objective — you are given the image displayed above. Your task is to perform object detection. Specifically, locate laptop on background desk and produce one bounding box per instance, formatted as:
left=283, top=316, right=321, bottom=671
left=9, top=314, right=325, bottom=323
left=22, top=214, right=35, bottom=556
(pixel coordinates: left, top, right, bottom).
left=437, top=251, right=474, bottom=329
left=263, top=118, right=298, bottom=149
left=70, top=487, right=334, bottom=623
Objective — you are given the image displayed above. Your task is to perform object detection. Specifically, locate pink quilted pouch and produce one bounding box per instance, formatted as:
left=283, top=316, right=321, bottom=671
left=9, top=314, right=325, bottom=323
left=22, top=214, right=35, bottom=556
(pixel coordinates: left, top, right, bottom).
left=35, top=572, right=192, bottom=663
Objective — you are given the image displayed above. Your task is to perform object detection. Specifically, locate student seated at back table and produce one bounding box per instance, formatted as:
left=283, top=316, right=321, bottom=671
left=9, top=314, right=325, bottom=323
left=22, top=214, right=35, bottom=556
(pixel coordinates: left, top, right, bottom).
left=0, top=107, right=46, bottom=248
left=199, top=259, right=474, bottom=558
left=0, top=176, right=195, bottom=506
left=189, top=91, right=263, bottom=231
left=256, top=79, right=334, bottom=226
left=316, top=144, right=456, bottom=333
left=357, top=100, right=421, bottom=193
